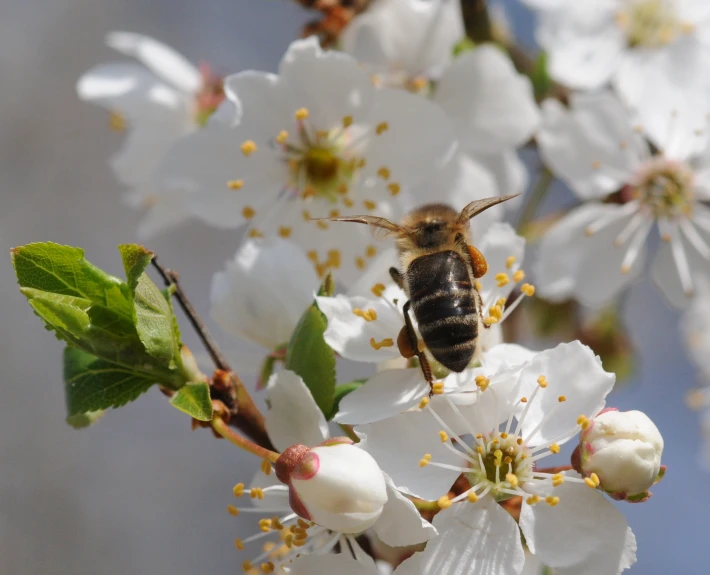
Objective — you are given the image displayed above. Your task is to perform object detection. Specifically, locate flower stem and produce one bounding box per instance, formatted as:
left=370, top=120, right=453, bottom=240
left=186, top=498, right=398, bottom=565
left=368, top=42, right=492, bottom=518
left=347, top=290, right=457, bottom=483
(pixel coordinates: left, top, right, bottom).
left=516, top=166, right=555, bottom=237
left=212, top=416, right=280, bottom=463
left=411, top=498, right=441, bottom=512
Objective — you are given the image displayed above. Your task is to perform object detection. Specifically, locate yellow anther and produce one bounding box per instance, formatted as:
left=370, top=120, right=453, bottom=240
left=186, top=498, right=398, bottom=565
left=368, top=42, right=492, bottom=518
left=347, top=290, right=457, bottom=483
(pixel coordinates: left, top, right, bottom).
left=259, top=518, right=272, bottom=532
left=552, top=473, right=565, bottom=487
left=366, top=245, right=377, bottom=257
left=375, top=121, right=389, bottom=135
left=316, top=129, right=329, bottom=139
left=343, top=196, right=354, bottom=208
left=505, top=473, right=519, bottom=488
left=513, top=270, right=525, bottom=283
left=419, top=456, right=430, bottom=468
left=329, top=209, right=341, bottom=218
left=477, top=445, right=484, bottom=454
left=278, top=226, right=292, bottom=238
left=489, top=305, right=503, bottom=320
left=271, top=517, right=284, bottom=531
left=494, top=449, right=503, bottom=462
left=292, top=538, right=308, bottom=547
left=520, top=397, right=528, bottom=403
left=584, top=477, right=597, bottom=488
left=242, top=560, right=254, bottom=572
left=439, top=430, right=449, bottom=443
left=233, top=483, right=245, bottom=497
left=549, top=443, right=560, bottom=454
left=342, top=115, right=353, bottom=128
left=418, top=397, right=430, bottom=409
left=483, top=316, right=499, bottom=326
left=388, top=182, right=401, bottom=196
left=227, top=179, right=244, bottom=190
left=495, top=298, right=507, bottom=308
left=437, top=496, right=453, bottom=509
left=500, top=432, right=509, bottom=439
left=302, top=210, right=312, bottom=223
left=364, top=200, right=377, bottom=211
left=558, top=395, right=567, bottom=403
left=467, top=490, right=479, bottom=503
left=371, top=283, right=386, bottom=297
left=495, top=272, right=510, bottom=287
left=369, top=337, right=394, bottom=350
left=431, top=381, right=445, bottom=395
left=109, top=110, right=126, bottom=132
left=357, top=157, right=367, bottom=168
left=377, top=166, right=391, bottom=180
left=306, top=250, right=318, bottom=262
left=241, top=140, right=257, bottom=156
left=297, top=519, right=310, bottom=530
left=474, top=280, right=483, bottom=292
left=316, top=220, right=329, bottom=230
left=227, top=504, right=240, bottom=516
left=505, top=256, right=516, bottom=269
left=355, top=257, right=366, bottom=270
left=591, top=160, right=601, bottom=170
left=260, top=459, right=272, bottom=476
left=590, top=472, right=600, bottom=487
left=521, top=283, right=536, bottom=297
left=295, top=108, right=309, bottom=120
left=250, top=487, right=265, bottom=499
left=526, top=495, right=541, bottom=506
left=353, top=308, right=377, bottom=322
left=261, top=562, right=275, bottom=574
left=577, top=415, right=590, bottom=430
left=276, top=130, right=289, bottom=144
left=545, top=496, right=560, bottom=507
left=235, top=538, right=245, bottom=550
left=327, top=249, right=341, bottom=268
left=242, top=206, right=256, bottom=220
left=537, top=375, right=548, bottom=388
left=337, top=183, right=348, bottom=195
left=475, top=375, right=490, bottom=391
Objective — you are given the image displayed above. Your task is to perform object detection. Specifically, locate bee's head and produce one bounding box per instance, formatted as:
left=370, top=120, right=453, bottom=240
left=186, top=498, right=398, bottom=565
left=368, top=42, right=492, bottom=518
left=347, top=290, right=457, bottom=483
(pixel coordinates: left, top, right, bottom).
left=400, top=203, right=463, bottom=250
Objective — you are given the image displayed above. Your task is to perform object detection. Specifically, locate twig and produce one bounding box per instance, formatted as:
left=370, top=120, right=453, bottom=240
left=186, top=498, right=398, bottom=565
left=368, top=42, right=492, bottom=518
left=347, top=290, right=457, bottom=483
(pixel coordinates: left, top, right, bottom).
left=212, top=416, right=280, bottom=463
left=151, top=257, right=231, bottom=372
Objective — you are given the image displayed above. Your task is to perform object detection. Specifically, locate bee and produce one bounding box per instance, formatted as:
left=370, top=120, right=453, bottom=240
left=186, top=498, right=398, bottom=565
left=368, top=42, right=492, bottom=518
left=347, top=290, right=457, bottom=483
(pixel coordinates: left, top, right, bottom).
left=325, top=195, right=518, bottom=384
left=296, top=0, right=372, bottom=47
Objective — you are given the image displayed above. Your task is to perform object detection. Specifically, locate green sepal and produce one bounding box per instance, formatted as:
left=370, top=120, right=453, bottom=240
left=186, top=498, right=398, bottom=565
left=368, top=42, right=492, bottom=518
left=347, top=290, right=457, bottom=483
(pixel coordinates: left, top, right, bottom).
left=328, top=380, right=366, bottom=420
left=453, top=37, right=476, bottom=57
left=170, top=382, right=214, bottom=421
left=63, top=347, right=156, bottom=416
left=285, top=275, right=336, bottom=418
left=66, top=410, right=106, bottom=429
left=531, top=52, right=551, bottom=101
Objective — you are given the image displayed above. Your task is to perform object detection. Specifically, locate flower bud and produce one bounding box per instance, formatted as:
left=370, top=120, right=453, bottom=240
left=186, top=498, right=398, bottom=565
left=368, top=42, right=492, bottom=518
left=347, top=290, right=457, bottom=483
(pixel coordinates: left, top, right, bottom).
left=276, top=437, right=388, bottom=533
left=578, top=409, right=664, bottom=501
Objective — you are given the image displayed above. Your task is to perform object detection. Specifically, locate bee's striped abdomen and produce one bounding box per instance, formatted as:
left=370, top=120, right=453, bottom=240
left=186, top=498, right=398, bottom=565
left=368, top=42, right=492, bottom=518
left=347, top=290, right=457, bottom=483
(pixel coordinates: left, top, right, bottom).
left=407, top=251, right=479, bottom=373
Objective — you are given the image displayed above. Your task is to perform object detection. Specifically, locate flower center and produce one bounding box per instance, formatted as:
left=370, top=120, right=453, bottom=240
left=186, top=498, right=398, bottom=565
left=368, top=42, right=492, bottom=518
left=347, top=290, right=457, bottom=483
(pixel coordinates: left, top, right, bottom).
left=617, top=0, right=686, bottom=48
left=628, top=156, right=695, bottom=218
left=194, top=63, right=225, bottom=127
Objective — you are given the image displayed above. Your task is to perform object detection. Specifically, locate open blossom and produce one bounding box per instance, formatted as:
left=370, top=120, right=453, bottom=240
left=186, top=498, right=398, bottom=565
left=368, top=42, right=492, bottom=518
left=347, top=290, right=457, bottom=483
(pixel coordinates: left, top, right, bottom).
left=535, top=91, right=710, bottom=308
left=226, top=370, right=436, bottom=574
left=317, top=223, right=535, bottom=424
left=524, top=0, right=710, bottom=111
left=210, top=238, right=318, bottom=377
left=157, top=37, right=456, bottom=284
left=77, top=32, right=224, bottom=238
left=578, top=409, right=665, bottom=500
left=358, top=341, right=637, bottom=574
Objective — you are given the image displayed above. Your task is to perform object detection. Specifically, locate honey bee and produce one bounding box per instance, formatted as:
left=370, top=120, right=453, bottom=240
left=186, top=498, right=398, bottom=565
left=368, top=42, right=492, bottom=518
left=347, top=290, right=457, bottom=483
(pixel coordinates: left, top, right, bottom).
left=325, top=195, right=518, bottom=384
left=296, top=0, right=372, bottom=47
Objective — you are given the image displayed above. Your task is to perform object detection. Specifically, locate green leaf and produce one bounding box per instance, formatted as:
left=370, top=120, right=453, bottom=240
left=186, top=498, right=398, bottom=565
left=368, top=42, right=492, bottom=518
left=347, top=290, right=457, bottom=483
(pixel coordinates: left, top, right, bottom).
left=119, top=245, right=179, bottom=365
left=63, top=347, right=156, bottom=416
left=170, top=382, right=214, bottom=421
left=285, top=278, right=336, bottom=417
left=66, top=410, right=106, bottom=429
left=329, top=380, right=366, bottom=420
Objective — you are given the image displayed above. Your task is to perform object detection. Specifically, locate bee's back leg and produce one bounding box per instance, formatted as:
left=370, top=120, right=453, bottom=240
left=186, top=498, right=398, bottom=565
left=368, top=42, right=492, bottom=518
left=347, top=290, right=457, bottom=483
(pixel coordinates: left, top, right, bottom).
left=401, top=300, right=433, bottom=392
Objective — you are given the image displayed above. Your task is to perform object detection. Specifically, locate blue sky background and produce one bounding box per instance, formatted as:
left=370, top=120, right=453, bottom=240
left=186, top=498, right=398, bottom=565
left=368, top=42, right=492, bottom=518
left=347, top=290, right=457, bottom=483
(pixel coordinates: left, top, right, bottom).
left=0, top=0, right=705, bottom=573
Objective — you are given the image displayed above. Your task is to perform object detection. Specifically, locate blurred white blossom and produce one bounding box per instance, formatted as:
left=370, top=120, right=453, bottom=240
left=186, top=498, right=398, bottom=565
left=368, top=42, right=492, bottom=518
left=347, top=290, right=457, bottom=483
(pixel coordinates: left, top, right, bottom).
left=535, top=91, right=710, bottom=307
left=77, top=32, right=224, bottom=238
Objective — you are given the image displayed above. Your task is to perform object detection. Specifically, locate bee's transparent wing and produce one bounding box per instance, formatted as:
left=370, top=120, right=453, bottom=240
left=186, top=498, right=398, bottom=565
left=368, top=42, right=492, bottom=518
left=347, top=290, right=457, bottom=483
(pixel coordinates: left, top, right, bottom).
left=314, top=215, right=405, bottom=240
left=458, top=194, right=520, bottom=223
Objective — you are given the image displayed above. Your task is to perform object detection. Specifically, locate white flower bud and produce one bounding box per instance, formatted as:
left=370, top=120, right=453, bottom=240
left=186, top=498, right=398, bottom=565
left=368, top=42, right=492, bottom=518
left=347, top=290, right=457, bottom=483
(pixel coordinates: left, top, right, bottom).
left=579, top=409, right=664, bottom=500
left=276, top=438, right=388, bottom=533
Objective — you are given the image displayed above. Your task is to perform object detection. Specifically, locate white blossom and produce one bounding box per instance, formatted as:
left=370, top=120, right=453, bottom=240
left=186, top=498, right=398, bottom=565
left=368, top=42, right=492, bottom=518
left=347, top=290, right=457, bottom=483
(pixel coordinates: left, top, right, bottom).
left=681, top=280, right=710, bottom=380
left=524, top=0, right=710, bottom=111
left=156, top=37, right=456, bottom=284
left=357, top=341, right=636, bottom=575
left=535, top=91, right=710, bottom=308
left=77, top=32, right=224, bottom=238
left=579, top=409, right=664, bottom=499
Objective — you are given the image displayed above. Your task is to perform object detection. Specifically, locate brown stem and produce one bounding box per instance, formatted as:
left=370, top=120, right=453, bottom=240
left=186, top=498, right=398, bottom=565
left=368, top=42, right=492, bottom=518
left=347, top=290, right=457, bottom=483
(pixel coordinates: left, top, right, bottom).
left=212, top=416, right=280, bottom=462
left=151, top=257, right=231, bottom=371
left=460, top=0, right=493, bottom=44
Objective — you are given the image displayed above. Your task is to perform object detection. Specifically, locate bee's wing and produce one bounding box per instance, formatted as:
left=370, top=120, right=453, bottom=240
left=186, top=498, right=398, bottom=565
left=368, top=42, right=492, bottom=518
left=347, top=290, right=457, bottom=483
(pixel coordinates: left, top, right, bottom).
left=457, top=194, right=520, bottom=223
left=315, top=215, right=405, bottom=240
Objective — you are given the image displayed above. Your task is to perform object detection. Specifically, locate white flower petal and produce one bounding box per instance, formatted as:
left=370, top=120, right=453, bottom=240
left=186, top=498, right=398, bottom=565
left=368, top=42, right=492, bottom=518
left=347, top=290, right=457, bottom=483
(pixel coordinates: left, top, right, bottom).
left=279, top=37, right=375, bottom=130
left=347, top=248, right=400, bottom=298
left=537, top=93, right=644, bottom=201
left=289, top=555, right=376, bottom=575
left=373, top=476, right=437, bottom=547
left=357, top=410, right=462, bottom=500
left=435, top=45, right=540, bottom=154
left=106, top=31, right=201, bottom=94
left=128, top=185, right=192, bottom=239
left=265, top=370, right=329, bottom=452
left=681, top=280, right=710, bottom=379
left=396, top=497, right=524, bottom=575
left=469, top=149, right=528, bottom=205
left=317, top=292, right=404, bottom=363
left=333, top=369, right=430, bottom=425
left=210, top=239, right=318, bottom=349
left=476, top=222, right=526, bottom=302
left=520, top=473, right=634, bottom=572
left=363, top=87, right=457, bottom=184
left=515, top=341, right=614, bottom=446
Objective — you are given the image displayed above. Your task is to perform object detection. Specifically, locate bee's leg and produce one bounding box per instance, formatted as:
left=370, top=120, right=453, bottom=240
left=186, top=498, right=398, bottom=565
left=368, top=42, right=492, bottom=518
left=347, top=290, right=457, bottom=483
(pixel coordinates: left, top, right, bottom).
left=401, top=300, right=433, bottom=391
left=467, top=245, right=488, bottom=279
left=389, top=267, right=405, bottom=289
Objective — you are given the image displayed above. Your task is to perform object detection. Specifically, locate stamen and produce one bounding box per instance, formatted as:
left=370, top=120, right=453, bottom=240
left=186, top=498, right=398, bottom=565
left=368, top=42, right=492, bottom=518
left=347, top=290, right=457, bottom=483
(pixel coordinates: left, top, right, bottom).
left=234, top=483, right=245, bottom=497
left=241, top=140, right=257, bottom=156
left=371, top=283, right=385, bottom=297
left=278, top=226, right=292, bottom=238
left=342, top=116, right=353, bottom=128
left=261, top=460, right=272, bottom=476
left=369, top=337, right=394, bottom=350
left=377, top=167, right=391, bottom=180
left=545, top=496, right=560, bottom=507
left=375, top=122, right=389, bottom=135
left=439, top=430, right=449, bottom=443
left=419, top=453, right=432, bottom=468
left=227, top=179, right=244, bottom=190
left=388, top=183, right=401, bottom=196
left=242, top=207, right=256, bottom=220
left=276, top=130, right=289, bottom=144
left=295, top=108, right=309, bottom=120
left=227, top=504, right=240, bottom=516
left=437, top=496, right=453, bottom=509
left=506, top=256, right=516, bottom=269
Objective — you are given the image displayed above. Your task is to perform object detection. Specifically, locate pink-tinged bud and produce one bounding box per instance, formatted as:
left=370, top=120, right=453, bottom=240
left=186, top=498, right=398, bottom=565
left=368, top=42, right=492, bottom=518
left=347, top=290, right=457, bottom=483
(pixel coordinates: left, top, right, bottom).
left=579, top=409, right=664, bottom=500
left=275, top=438, right=388, bottom=533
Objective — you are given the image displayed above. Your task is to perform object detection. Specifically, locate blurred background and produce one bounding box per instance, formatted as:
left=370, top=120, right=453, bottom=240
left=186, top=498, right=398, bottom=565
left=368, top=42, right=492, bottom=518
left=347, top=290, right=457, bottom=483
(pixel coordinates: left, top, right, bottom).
left=0, top=0, right=705, bottom=573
